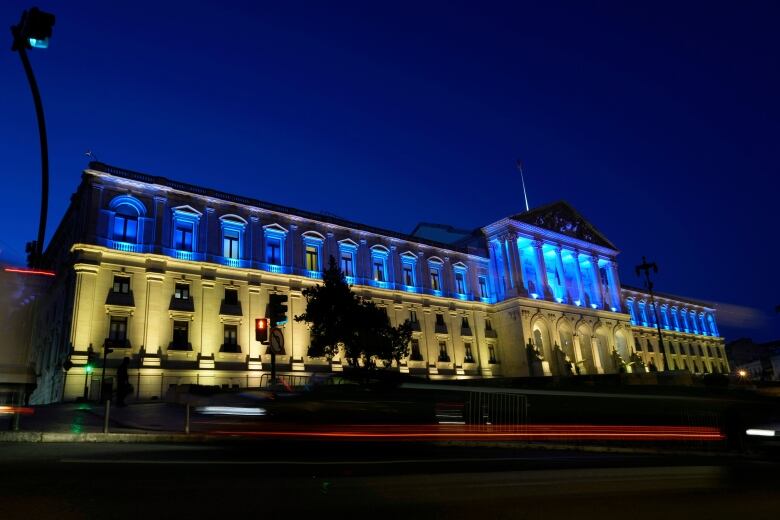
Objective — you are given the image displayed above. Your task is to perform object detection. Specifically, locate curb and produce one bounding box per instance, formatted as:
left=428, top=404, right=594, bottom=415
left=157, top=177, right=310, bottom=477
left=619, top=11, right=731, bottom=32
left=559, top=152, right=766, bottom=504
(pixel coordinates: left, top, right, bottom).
left=0, top=431, right=219, bottom=443
left=437, top=440, right=738, bottom=458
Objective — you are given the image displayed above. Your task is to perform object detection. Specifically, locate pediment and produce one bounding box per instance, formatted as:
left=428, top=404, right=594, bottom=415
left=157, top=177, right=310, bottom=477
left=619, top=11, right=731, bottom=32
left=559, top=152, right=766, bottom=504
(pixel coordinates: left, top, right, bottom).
left=511, top=201, right=616, bottom=249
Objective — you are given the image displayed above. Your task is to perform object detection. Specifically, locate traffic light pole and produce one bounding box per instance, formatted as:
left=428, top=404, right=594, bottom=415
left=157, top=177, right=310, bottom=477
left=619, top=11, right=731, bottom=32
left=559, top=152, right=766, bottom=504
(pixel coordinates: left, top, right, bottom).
left=13, top=39, right=49, bottom=267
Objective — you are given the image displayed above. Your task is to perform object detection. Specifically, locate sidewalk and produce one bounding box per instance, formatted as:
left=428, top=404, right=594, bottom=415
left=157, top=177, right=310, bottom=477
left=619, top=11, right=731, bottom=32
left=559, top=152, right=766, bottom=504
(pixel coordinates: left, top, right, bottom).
left=0, top=401, right=187, bottom=435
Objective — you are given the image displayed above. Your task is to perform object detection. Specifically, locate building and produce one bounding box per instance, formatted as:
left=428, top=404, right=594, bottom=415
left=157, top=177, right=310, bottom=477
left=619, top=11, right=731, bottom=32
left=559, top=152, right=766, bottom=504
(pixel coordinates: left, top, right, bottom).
left=28, top=162, right=728, bottom=403
left=727, top=338, right=780, bottom=381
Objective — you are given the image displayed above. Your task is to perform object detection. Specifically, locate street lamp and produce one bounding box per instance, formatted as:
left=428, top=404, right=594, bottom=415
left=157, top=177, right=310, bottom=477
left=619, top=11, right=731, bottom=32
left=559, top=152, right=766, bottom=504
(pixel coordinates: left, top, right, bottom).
left=635, top=256, right=669, bottom=371
left=10, top=7, right=56, bottom=268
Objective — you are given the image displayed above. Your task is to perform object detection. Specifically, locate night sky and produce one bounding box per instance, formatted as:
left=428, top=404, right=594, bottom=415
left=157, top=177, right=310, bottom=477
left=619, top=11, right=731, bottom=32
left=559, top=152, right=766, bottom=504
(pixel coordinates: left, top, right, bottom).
left=1, top=1, right=778, bottom=341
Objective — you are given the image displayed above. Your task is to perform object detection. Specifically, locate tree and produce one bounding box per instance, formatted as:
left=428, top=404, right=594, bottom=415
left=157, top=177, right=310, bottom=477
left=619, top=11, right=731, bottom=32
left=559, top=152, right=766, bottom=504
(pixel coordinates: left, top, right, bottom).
left=295, top=256, right=412, bottom=369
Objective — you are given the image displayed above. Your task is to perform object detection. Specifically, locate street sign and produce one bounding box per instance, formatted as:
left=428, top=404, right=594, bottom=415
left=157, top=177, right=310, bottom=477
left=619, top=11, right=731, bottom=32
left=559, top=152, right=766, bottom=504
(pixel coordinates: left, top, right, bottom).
left=270, top=328, right=284, bottom=354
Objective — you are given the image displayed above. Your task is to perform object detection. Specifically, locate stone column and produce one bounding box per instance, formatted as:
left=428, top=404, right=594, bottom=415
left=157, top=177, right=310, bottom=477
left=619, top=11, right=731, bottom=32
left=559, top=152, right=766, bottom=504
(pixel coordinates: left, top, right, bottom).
left=153, top=196, right=167, bottom=248
left=589, top=254, right=606, bottom=309
left=572, top=250, right=586, bottom=306
left=326, top=232, right=337, bottom=268
left=71, top=263, right=100, bottom=350
left=506, top=234, right=527, bottom=297
left=389, top=245, right=398, bottom=287
left=605, top=260, right=622, bottom=311
left=288, top=224, right=299, bottom=272
left=488, top=241, right=506, bottom=300
left=143, top=270, right=166, bottom=354
left=532, top=240, right=554, bottom=300
left=552, top=246, right=570, bottom=303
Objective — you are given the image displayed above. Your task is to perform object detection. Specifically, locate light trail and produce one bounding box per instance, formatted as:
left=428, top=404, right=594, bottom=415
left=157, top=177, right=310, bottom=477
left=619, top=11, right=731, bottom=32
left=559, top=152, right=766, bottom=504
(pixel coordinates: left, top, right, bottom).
left=3, top=267, right=55, bottom=276
left=208, top=424, right=725, bottom=442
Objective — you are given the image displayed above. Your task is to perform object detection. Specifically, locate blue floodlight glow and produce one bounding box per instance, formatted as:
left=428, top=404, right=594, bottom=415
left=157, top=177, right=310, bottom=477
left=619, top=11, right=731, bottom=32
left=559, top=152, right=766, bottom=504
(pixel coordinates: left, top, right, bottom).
left=29, top=37, right=49, bottom=49
left=611, top=306, right=617, bottom=312
left=530, top=293, right=539, bottom=299
left=556, top=297, right=563, bottom=303
left=574, top=300, right=581, bottom=306
left=404, top=285, right=418, bottom=293
left=175, top=250, right=194, bottom=261
left=591, top=303, right=598, bottom=309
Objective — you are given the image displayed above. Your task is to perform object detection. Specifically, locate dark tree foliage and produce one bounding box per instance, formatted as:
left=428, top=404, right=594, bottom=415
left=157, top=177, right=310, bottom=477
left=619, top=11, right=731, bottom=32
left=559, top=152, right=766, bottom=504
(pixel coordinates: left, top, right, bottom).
left=296, top=256, right=412, bottom=369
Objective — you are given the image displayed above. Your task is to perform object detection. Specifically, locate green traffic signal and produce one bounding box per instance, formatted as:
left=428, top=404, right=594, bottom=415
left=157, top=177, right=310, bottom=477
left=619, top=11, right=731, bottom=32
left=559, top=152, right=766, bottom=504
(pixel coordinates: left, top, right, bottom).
left=85, top=364, right=94, bottom=374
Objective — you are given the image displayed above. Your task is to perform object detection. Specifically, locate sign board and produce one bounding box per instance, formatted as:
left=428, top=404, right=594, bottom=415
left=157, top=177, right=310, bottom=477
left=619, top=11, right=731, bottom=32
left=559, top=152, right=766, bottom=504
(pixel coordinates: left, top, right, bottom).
left=270, top=328, right=284, bottom=354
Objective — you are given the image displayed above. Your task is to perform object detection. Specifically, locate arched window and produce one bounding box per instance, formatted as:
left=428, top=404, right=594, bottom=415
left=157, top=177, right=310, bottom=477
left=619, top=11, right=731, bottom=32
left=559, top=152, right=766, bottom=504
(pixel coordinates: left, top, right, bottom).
left=615, top=329, right=629, bottom=360
left=109, top=195, right=146, bottom=244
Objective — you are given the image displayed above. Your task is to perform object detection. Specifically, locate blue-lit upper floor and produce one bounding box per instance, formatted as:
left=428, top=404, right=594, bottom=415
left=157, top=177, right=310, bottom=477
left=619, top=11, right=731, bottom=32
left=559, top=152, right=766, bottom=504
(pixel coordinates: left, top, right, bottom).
left=622, top=292, right=720, bottom=338
left=89, top=180, right=494, bottom=304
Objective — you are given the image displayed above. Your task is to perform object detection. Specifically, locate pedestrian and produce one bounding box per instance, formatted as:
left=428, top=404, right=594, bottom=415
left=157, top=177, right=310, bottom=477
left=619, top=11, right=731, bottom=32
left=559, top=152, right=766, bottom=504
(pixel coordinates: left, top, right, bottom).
left=117, top=357, right=130, bottom=407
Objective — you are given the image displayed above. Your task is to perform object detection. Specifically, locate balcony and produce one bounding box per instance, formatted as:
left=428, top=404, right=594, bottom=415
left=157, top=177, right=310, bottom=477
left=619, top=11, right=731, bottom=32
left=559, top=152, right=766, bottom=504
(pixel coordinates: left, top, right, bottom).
left=484, top=328, right=497, bottom=339
left=219, top=343, right=242, bottom=353
left=435, top=323, right=448, bottom=335
left=169, top=295, right=195, bottom=313
left=168, top=341, right=192, bottom=351
left=460, top=327, right=473, bottom=337
left=409, top=321, right=421, bottom=332
left=104, top=338, right=131, bottom=349
left=106, top=290, right=134, bottom=307
left=438, top=353, right=451, bottom=363
left=219, top=301, right=243, bottom=317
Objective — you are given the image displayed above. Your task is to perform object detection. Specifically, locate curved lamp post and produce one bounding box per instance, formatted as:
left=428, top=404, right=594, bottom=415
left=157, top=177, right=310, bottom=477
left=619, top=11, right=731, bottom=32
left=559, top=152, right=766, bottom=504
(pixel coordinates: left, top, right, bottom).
left=10, top=7, right=55, bottom=267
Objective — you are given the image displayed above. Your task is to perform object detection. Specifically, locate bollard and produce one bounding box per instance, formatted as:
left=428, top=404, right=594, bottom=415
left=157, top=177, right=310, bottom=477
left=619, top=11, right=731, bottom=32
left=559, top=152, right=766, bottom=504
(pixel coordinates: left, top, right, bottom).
left=185, top=403, right=190, bottom=434
left=103, top=399, right=110, bottom=433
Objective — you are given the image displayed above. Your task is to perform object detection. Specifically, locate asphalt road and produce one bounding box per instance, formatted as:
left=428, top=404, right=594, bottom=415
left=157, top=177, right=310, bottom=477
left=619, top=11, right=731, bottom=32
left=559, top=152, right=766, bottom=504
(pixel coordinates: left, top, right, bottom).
left=1, top=441, right=779, bottom=520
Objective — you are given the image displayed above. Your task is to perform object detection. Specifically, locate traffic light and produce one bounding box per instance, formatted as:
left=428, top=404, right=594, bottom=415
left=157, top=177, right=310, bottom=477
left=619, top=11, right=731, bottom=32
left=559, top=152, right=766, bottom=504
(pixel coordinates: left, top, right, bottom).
left=267, top=293, right=288, bottom=327
left=11, top=7, right=56, bottom=51
left=255, top=318, right=269, bottom=344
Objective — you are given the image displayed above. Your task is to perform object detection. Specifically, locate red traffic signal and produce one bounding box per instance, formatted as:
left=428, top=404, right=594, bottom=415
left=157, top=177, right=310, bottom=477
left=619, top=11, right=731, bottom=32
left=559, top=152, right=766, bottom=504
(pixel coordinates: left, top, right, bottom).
left=255, top=318, right=269, bottom=344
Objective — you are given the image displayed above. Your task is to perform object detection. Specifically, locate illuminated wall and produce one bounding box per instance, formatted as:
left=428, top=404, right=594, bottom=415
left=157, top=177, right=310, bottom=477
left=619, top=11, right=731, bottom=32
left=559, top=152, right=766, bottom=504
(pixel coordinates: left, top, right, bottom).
left=29, top=163, right=728, bottom=402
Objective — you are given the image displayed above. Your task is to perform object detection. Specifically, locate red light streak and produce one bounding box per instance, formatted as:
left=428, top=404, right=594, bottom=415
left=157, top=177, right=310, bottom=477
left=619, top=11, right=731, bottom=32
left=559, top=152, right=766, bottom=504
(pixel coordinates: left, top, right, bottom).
left=209, top=424, right=725, bottom=442
left=3, top=267, right=55, bottom=276
left=0, top=405, right=35, bottom=415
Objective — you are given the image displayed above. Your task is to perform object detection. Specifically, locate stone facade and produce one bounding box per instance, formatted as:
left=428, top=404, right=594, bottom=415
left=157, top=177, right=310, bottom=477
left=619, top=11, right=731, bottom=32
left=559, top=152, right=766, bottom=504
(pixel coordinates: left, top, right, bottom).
left=29, top=163, right=727, bottom=403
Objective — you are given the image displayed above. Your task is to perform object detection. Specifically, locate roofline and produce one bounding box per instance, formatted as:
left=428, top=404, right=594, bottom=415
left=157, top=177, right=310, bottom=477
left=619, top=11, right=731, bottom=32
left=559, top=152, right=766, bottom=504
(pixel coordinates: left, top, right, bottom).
left=508, top=199, right=619, bottom=251
left=620, top=284, right=715, bottom=310
left=87, top=162, right=489, bottom=260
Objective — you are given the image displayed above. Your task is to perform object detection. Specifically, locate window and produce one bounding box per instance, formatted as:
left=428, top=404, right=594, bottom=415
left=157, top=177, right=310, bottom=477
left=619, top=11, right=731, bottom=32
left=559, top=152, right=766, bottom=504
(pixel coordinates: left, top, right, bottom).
left=109, top=316, right=127, bottom=342
left=438, top=341, right=450, bottom=362
left=266, top=238, right=282, bottom=265
left=223, top=229, right=239, bottom=259
left=306, top=245, right=320, bottom=272
left=172, top=321, right=189, bottom=345
left=485, top=318, right=493, bottom=331
left=435, top=313, right=445, bottom=326
left=174, top=283, right=190, bottom=300
left=113, top=276, right=130, bottom=294
left=464, top=342, right=474, bottom=363
left=341, top=253, right=354, bottom=276
left=403, top=265, right=414, bottom=286
left=113, top=212, right=138, bottom=242
left=461, top=317, right=470, bottom=329
left=478, top=276, right=488, bottom=299
left=635, top=339, right=643, bottom=351
left=488, top=344, right=497, bottom=363
left=455, top=272, right=466, bottom=294
left=410, top=339, right=422, bottom=360
left=174, top=224, right=194, bottom=251
left=224, top=324, right=238, bottom=345
left=430, top=268, right=441, bottom=291
left=373, top=260, right=385, bottom=282
left=224, top=288, right=238, bottom=305
left=410, top=310, right=418, bottom=323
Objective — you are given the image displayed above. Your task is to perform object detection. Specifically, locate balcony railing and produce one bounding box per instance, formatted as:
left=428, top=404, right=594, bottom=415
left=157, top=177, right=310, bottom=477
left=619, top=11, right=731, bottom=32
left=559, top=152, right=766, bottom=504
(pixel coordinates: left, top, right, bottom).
left=105, top=290, right=134, bottom=307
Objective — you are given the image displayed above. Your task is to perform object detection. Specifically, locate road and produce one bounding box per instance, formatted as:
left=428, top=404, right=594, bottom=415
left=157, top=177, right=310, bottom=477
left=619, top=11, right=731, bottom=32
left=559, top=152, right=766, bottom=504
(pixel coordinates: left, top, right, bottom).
left=1, top=441, right=779, bottom=519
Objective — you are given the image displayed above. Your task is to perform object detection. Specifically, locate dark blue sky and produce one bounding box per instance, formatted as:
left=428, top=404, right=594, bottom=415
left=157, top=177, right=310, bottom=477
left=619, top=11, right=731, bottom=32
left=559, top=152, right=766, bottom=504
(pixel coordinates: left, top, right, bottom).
left=2, top=1, right=778, bottom=341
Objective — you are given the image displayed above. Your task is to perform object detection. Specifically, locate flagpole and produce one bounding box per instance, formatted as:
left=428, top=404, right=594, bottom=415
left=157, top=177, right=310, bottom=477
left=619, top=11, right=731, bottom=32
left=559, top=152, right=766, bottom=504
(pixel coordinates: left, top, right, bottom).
left=516, top=160, right=530, bottom=212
